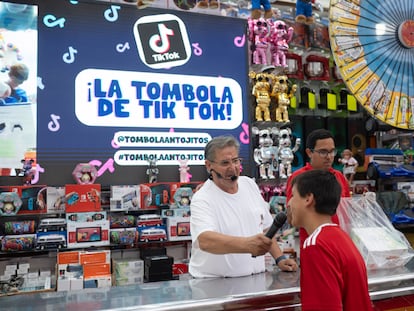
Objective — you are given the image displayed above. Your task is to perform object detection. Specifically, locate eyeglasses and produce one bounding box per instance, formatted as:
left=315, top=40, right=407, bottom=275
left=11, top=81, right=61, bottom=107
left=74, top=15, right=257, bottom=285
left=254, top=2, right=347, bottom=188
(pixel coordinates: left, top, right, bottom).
left=311, top=149, right=337, bottom=157
left=210, top=157, right=242, bottom=168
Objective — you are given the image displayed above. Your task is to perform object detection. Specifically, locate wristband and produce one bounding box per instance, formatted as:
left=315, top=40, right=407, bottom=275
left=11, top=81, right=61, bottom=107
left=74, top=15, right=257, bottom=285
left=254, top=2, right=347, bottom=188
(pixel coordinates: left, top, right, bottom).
left=275, top=254, right=288, bottom=265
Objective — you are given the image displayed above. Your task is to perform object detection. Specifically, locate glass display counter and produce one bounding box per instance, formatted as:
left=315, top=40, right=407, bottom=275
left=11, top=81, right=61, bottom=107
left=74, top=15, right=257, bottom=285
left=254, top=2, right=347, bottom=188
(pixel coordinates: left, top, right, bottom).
left=2, top=259, right=414, bottom=310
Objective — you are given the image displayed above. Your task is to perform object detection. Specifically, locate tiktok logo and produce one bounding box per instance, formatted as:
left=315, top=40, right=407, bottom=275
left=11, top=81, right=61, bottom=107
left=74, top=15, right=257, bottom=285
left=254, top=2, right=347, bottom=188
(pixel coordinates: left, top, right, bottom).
left=149, top=24, right=174, bottom=54
left=134, top=14, right=191, bottom=69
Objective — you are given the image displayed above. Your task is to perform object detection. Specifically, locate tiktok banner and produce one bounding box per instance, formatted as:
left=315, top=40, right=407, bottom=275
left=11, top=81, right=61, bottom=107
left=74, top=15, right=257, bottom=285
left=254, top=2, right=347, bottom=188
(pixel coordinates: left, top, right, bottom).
left=1, top=0, right=250, bottom=185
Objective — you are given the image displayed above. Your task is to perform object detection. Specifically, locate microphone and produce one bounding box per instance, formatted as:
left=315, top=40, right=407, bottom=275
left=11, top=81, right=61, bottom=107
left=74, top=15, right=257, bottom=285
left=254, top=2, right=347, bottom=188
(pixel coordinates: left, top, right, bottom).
left=210, top=169, right=237, bottom=181
left=265, top=212, right=287, bottom=239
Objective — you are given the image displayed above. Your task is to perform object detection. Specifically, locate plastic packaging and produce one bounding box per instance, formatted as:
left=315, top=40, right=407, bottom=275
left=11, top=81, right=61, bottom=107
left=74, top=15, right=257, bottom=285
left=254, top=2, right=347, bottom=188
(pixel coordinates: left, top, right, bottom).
left=337, top=194, right=414, bottom=270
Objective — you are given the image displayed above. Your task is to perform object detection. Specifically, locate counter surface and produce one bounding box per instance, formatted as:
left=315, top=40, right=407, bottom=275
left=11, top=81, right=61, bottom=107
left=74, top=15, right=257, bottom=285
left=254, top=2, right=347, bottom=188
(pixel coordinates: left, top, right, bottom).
left=2, top=260, right=414, bottom=311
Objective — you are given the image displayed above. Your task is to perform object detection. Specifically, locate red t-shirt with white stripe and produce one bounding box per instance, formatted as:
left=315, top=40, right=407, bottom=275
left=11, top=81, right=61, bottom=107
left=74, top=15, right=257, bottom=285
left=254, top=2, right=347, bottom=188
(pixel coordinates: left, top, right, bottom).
left=300, top=224, right=373, bottom=311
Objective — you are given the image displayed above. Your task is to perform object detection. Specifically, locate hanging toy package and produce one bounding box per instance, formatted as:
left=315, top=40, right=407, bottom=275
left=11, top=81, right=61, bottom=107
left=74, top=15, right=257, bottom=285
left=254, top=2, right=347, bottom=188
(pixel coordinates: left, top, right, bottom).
left=337, top=194, right=414, bottom=270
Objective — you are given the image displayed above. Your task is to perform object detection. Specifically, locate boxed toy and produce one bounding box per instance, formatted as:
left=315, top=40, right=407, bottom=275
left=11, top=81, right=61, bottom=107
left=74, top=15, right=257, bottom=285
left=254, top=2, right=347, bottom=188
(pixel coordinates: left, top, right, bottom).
left=338, top=196, right=414, bottom=270
left=351, top=180, right=376, bottom=195
left=9, top=185, right=48, bottom=214
left=46, top=186, right=66, bottom=213
left=141, top=182, right=172, bottom=209
left=112, top=259, right=144, bottom=286
left=161, top=207, right=190, bottom=218
left=35, top=232, right=67, bottom=250
left=137, top=226, right=167, bottom=243
left=81, top=250, right=112, bottom=288
left=110, top=185, right=140, bottom=211
left=169, top=181, right=202, bottom=208
left=65, top=184, right=101, bottom=213
left=109, top=214, right=136, bottom=228
left=110, top=228, right=137, bottom=246
left=66, top=211, right=110, bottom=248
left=0, top=191, right=23, bottom=216
left=57, top=263, right=83, bottom=291
left=57, top=250, right=111, bottom=291
left=83, top=262, right=112, bottom=288
left=166, top=217, right=191, bottom=241
left=1, top=234, right=36, bottom=252
left=351, top=227, right=410, bottom=269
left=172, top=187, right=193, bottom=209
left=3, top=220, right=36, bottom=235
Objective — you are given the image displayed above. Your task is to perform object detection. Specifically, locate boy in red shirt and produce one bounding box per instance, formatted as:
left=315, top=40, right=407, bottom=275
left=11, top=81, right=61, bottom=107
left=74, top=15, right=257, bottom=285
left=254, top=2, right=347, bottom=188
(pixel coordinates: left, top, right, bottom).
left=288, top=170, right=373, bottom=311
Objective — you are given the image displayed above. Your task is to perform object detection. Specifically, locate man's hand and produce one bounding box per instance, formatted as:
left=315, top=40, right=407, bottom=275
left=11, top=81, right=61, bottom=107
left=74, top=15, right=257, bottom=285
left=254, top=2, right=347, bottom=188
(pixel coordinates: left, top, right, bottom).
left=248, top=234, right=273, bottom=257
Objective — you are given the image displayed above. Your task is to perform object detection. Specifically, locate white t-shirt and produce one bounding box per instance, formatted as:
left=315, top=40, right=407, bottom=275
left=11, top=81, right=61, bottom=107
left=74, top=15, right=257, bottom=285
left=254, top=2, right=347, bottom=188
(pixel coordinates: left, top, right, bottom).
left=189, top=176, right=273, bottom=278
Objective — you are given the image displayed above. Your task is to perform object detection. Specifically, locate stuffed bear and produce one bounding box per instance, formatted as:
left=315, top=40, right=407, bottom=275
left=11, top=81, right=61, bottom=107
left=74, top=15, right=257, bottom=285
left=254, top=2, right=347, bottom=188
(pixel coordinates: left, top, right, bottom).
left=251, top=0, right=273, bottom=20
left=295, top=0, right=315, bottom=24
left=196, top=0, right=219, bottom=9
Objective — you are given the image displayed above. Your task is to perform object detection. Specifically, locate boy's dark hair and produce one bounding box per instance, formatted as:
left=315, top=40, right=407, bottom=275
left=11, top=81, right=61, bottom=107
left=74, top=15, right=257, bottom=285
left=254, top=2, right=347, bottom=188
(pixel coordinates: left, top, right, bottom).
left=306, top=129, right=334, bottom=149
left=291, top=170, right=341, bottom=216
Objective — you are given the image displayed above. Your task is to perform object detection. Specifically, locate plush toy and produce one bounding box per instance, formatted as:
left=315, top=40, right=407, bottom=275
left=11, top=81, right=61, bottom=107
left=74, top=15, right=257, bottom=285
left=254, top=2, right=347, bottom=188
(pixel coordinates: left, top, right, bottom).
left=146, top=159, right=159, bottom=183
left=249, top=71, right=272, bottom=122
left=196, top=0, right=219, bottom=9
left=295, top=0, right=315, bottom=24
left=21, top=159, right=34, bottom=185
left=251, top=0, right=273, bottom=19
left=269, top=20, right=294, bottom=67
left=178, top=159, right=192, bottom=183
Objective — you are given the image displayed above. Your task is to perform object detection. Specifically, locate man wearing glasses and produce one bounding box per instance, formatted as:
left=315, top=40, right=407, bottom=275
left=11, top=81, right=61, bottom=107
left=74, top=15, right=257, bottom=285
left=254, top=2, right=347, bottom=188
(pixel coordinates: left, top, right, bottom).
left=285, top=129, right=351, bottom=249
left=189, top=135, right=297, bottom=278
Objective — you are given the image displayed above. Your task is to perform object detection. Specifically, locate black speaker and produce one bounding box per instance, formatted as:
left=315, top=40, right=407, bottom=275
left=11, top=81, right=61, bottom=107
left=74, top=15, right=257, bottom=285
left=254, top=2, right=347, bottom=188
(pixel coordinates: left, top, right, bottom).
left=348, top=117, right=367, bottom=172
left=326, top=117, right=348, bottom=171
left=303, top=116, right=326, bottom=162
left=289, top=114, right=305, bottom=171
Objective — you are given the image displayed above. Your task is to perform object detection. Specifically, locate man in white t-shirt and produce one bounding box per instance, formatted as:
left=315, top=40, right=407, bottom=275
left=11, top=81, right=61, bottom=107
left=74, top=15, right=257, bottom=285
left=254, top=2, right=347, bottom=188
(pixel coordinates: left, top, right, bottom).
left=189, top=135, right=297, bottom=278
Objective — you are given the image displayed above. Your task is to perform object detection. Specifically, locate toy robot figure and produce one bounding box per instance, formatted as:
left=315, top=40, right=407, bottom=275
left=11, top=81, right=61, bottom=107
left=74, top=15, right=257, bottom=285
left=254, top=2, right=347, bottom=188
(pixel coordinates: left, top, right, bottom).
left=249, top=71, right=272, bottom=122
left=146, top=160, right=159, bottom=183
left=250, top=18, right=270, bottom=65
left=252, top=127, right=279, bottom=179
left=271, top=75, right=297, bottom=123
left=278, top=128, right=300, bottom=179
left=269, top=20, right=293, bottom=68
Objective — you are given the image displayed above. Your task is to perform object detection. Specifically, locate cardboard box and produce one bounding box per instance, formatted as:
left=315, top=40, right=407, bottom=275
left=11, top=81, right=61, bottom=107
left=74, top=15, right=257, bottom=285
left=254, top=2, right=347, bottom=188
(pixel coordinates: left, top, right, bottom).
left=66, top=212, right=110, bottom=248
left=110, top=228, right=137, bottom=246
left=65, top=184, right=101, bottom=213
left=110, top=185, right=141, bottom=211
left=351, top=227, right=410, bottom=269
left=46, top=186, right=66, bottom=213
left=166, top=217, right=191, bottom=241
left=10, top=185, right=48, bottom=214
left=113, top=259, right=144, bottom=286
